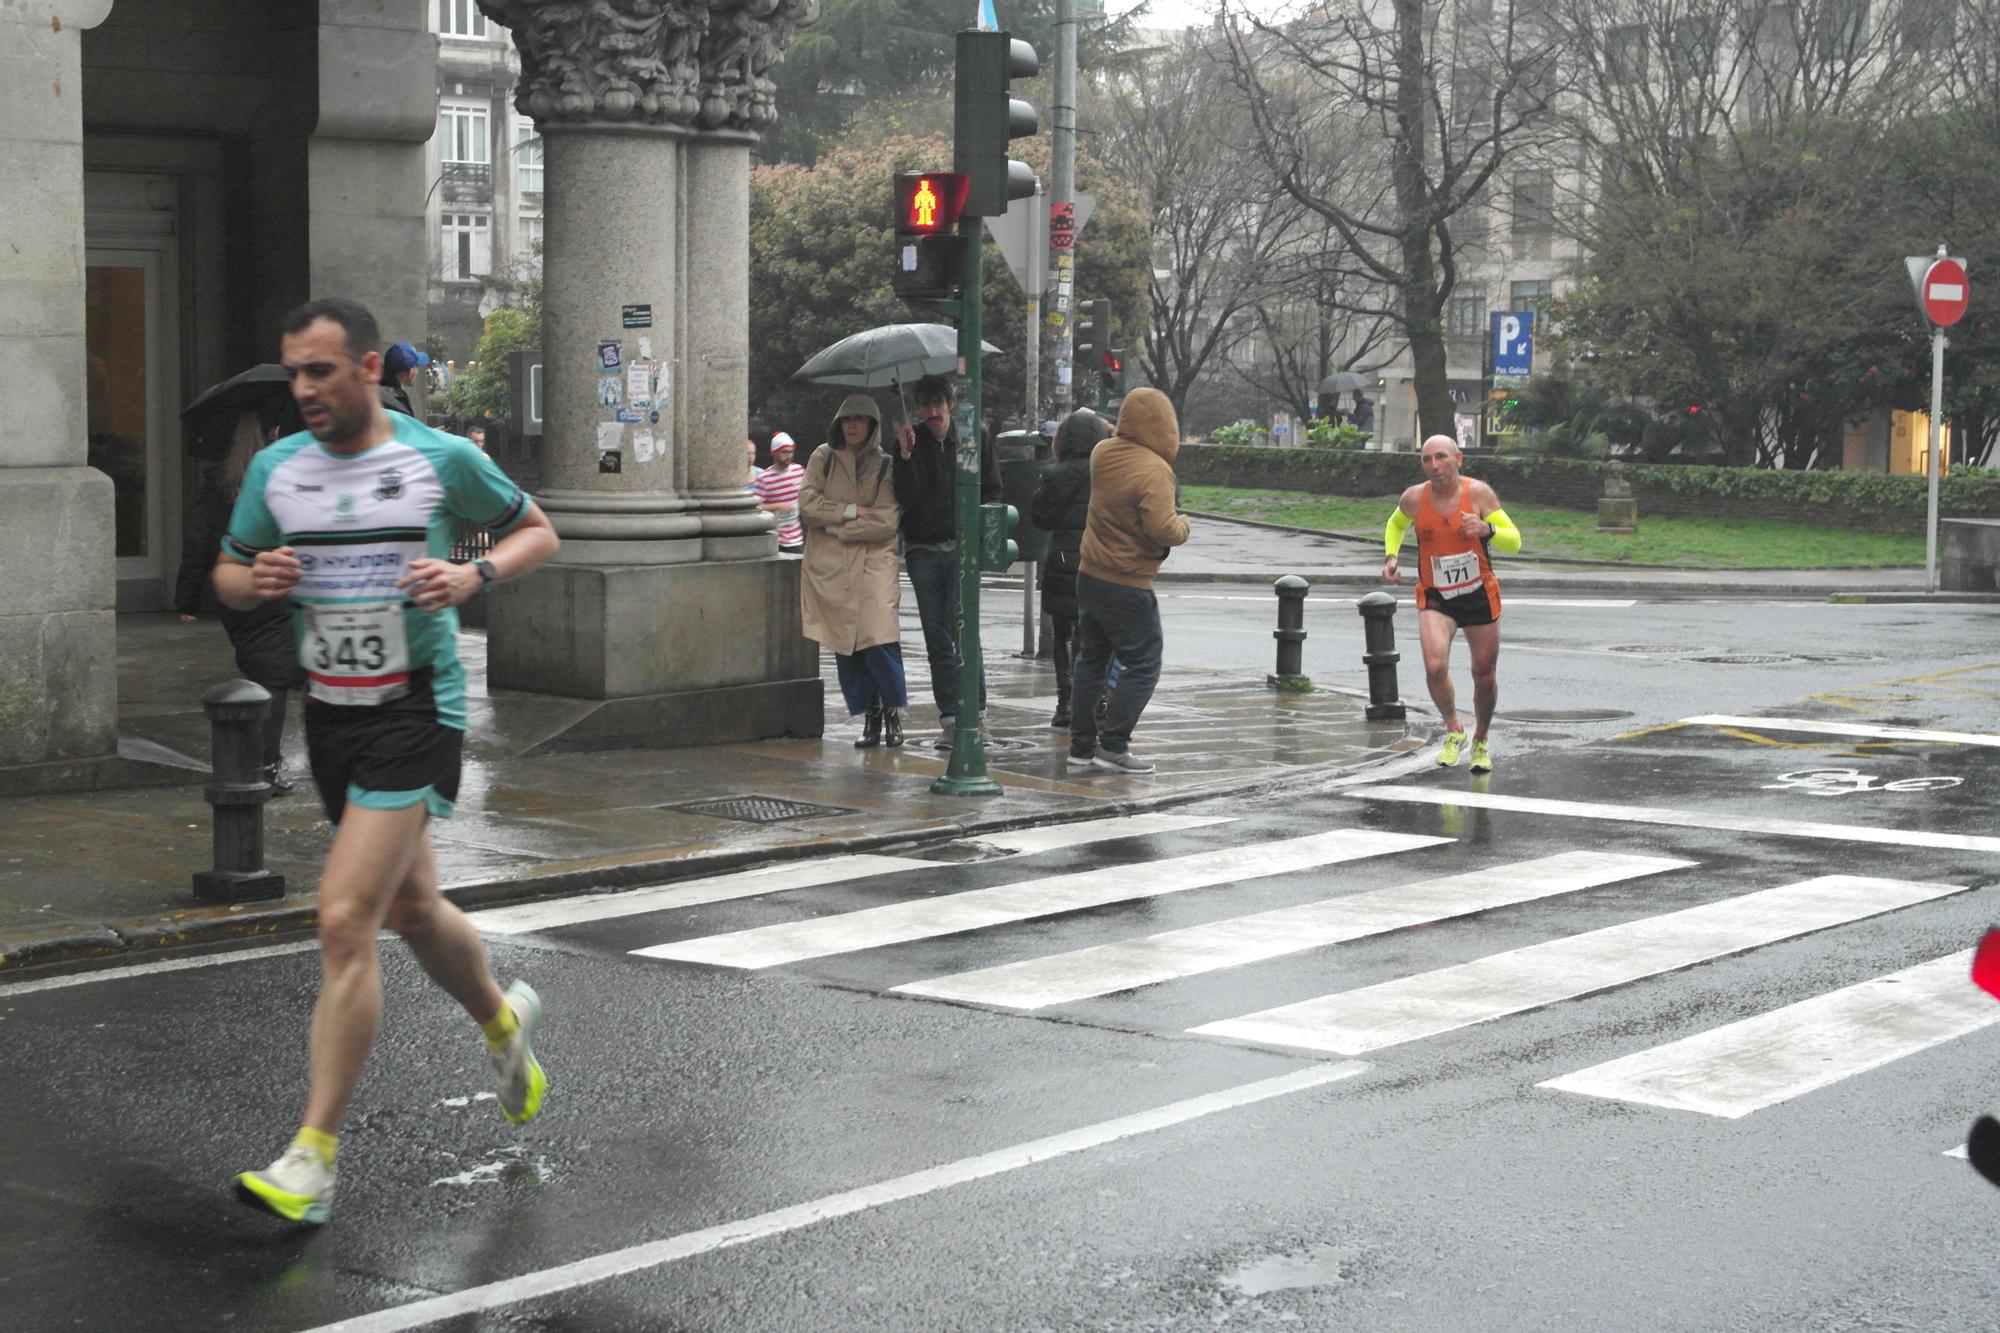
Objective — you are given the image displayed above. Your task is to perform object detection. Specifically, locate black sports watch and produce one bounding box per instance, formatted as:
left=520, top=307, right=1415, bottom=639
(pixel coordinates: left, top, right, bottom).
left=473, top=558, right=499, bottom=589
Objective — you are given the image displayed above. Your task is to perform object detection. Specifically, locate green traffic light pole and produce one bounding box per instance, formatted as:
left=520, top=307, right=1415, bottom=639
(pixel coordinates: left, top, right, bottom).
left=932, top=210, right=999, bottom=795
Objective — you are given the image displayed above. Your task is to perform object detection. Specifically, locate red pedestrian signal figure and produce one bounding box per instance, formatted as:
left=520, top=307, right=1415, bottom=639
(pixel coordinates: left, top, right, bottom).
left=895, top=171, right=968, bottom=237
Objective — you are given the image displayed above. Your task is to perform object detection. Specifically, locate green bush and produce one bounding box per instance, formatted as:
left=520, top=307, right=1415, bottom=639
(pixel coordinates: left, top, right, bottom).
left=1211, top=419, right=1260, bottom=448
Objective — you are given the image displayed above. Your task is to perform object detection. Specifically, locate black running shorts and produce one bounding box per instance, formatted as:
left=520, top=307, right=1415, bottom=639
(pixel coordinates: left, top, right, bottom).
left=304, top=674, right=463, bottom=825
left=1418, top=583, right=1499, bottom=627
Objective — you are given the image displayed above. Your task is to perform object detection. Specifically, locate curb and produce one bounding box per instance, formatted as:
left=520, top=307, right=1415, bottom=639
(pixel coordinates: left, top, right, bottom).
left=0, top=712, right=1422, bottom=977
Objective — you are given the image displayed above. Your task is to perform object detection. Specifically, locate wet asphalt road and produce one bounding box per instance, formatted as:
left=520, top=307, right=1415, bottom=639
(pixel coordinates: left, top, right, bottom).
left=7, top=594, right=2000, bottom=1330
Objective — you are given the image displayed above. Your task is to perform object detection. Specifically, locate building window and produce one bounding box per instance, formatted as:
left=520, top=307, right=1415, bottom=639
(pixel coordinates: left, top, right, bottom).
left=1901, top=0, right=1952, bottom=48
left=440, top=100, right=490, bottom=166
left=1452, top=64, right=1492, bottom=127
left=516, top=118, right=543, bottom=194
left=517, top=214, right=543, bottom=255
left=1607, top=24, right=1649, bottom=83
left=439, top=0, right=488, bottom=38
left=1510, top=280, right=1554, bottom=318
left=1511, top=169, right=1554, bottom=233
left=1672, top=16, right=1717, bottom=76
left=1447, top=293, right=1488, bottom=339
left=444, top=213, right=491, bottom=281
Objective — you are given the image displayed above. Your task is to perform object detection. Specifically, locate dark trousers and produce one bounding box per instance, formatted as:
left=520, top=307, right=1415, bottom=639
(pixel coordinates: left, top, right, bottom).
left=905, top=546, right=985, bottom=718
left=834, top=643, right=908, bottom=715
left=261, top=687, right=291, bottom=775
left=1050, top=616, right=1119, bottom=709
left=1069, top=573, right=1162, bottom=756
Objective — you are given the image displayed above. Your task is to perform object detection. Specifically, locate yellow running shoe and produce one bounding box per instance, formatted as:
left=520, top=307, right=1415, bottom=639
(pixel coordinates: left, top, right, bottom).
left=1436, top=731, right=1467, bottom=767
left=489, top=980, right=548, bottom=1125
left=1469, top=739, right=1493, bottom=774
left=234, top=1143, right=334, bottom=1225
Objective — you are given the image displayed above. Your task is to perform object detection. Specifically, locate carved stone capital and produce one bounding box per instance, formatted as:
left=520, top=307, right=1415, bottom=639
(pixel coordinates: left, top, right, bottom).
left=478, top=0, right=817, bottom=133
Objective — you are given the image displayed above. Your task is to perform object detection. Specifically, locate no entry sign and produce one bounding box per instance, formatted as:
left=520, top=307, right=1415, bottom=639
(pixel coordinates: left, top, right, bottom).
left=1922, top=257, right=1970, bottom=326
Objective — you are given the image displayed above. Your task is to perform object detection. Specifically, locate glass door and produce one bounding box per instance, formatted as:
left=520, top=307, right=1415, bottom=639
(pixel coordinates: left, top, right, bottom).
left=85, top=246, right=170, bottom=598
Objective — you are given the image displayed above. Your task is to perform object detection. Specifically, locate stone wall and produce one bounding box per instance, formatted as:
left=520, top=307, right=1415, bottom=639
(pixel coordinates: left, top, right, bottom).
left=1174, top=446, right=2000, bottom=533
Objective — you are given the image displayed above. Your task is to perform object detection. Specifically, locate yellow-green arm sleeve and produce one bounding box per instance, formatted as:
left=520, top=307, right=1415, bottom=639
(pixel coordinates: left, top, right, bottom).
left=1485, top=508, right=1521, bottom=555
left=1385, top=506, right=1412, bottom=556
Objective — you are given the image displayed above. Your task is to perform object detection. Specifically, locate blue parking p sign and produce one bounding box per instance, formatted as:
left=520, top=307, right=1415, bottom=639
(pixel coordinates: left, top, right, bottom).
left=1491, top=310, right=1534, bottom=378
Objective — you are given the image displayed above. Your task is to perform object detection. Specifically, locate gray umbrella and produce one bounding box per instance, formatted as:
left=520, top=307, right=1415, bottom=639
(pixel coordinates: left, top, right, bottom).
left=1317, top=370, right=1373, bottom=395
left=794, top=323, right=1003, bottom=427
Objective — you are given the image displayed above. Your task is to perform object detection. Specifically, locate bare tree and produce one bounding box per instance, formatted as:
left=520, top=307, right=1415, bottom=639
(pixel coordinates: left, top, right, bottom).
left=1235, top=235, right=1399, bottom=424
left=1219, top=0, right=1566, bottom=440
left=1093, top=29, right=1301, bottom=417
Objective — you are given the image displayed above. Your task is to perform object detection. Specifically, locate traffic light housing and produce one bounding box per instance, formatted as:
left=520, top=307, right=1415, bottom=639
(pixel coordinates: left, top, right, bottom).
left=978, top=502, right=1020, bottom=572
left=892, top=170, right=971, bottom=300
left=1075, top=298, right=1109, bottom=367
left=954, top=30, right=1040, bottom=218
left=1100, top=346, right=1127, bottom=400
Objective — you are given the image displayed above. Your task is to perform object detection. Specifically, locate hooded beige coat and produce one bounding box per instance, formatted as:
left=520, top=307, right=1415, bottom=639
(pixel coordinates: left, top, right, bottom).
left=1079, top=387, right=1192, bottom=589
left=799, top=395, right=903, bottom=654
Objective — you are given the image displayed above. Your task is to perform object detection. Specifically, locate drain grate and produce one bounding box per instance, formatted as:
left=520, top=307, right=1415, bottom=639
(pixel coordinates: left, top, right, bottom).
left=1688, top=653, right=1802, bottom=665
left=922, top=735, right=1036, bottom=753
left=660, top=794, right=858, bottom=824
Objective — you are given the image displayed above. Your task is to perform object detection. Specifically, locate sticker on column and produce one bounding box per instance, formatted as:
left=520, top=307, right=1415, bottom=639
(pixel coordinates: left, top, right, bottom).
left=598, top=451, right=622, bottom=474
left=626, top=361, right=652, bottom=410
left=637, top=335, right=654, bottom=360
left=654, top=362, right=671, bottom=416
left=622, top=304, right=652, bottom=330
left=597, top=375, right=622, bottom=408
left=597, top=340, right=622, bottom=370
left=633, top=429, right=656, bottom=463
left=597, top=420, right=625, bottom=453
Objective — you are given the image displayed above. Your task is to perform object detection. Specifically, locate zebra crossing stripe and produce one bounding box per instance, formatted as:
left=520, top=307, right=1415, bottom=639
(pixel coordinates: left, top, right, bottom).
left=470, top=815, right=1234, bottom=935
left=892, top=850, right=1694, bottom=1011
left=632, top=829, right=1449, bottom=970
left=1681, top=715, right=2000, bottom=748
left=468, top=855, right=935, bottom=935
left=1348, top=785, right=2000, bottom=854
left=1540, top=950, right=1998, bottom=1118
left=963, top=813, right=1237, bottom=854
left=1190, top=875, right=1970, bottom=1055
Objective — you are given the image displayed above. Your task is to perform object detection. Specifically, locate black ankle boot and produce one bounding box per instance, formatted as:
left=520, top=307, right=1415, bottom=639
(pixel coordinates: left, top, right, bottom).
left=1051, top=694, right=1071, bottom=729
left=855, top=707, right=883, bottom=748
left=884, top=708, right=904, bottom=748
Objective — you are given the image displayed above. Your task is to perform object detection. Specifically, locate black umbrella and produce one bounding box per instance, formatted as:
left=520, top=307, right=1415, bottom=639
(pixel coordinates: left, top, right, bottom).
left=794, top=323, right=1003, bottom=426
left=183, top=363, right=412, bottom=458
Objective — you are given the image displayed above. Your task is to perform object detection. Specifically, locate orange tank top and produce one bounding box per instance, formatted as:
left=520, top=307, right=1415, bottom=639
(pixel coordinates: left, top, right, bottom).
left=1414, top=484, right=1500, bottom=604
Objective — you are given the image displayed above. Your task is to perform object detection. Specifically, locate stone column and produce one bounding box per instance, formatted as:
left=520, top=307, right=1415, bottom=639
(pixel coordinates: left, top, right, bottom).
left=0, top=1, right=119, bottom=783
left=479, top=0, right=825, bottom=749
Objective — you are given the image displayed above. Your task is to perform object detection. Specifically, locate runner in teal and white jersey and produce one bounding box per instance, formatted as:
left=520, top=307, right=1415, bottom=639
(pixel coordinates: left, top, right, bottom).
left=214, top=298, right=560, bottom=1226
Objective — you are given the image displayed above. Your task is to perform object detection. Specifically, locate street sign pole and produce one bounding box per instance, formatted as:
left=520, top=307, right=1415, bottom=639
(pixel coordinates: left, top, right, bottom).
left=1906, top=245, right=1970, bottom=594
left=1927, top=322, right=1944, bottom=593
left=935, top=211, right=1000, bottom=796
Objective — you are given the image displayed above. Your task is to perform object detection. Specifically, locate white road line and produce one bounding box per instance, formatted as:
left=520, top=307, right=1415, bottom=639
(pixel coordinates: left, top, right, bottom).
left=1682, top=714, right=2000, bottom=748
left=1347, top=784, right=2000, bottom=854
left=1191, top=875, right=1969, bottom=1055
left=301, top=1061, right=1367, bottom=1333
left=893, top=850, right=1694, bottom=1010
left=962, top=813, right=1237, bottom=854
left=468, top=854, right=935, bottom=935
left=633, top=829, right=1449, bottom=970
left=1946, top=1144, right=1970, bottom=1159
left=1541, top=950, right=1999, bottom=1118
left=0, top=940, right=320, bottom=997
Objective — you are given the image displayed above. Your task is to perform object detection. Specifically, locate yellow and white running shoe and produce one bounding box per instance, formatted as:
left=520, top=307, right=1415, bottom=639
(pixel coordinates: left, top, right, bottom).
left=234, top=1144, right=333, bottom=1225
left=490, top=979, right=548, bottom=1125
left=1436, top=731, right=1467, bottom=767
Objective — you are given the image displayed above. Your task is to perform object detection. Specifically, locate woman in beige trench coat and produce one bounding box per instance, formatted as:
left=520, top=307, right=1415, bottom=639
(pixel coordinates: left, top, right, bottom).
left=799, top=394, right=909, bottom=748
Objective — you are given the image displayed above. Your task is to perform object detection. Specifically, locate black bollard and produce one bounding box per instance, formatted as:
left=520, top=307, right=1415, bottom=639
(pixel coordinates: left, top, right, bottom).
left=192, top=680, right=286, bottom=904
left=1268, top=575, right=1311, bottom=689
left=1357, top=591, right=1407, bottom=721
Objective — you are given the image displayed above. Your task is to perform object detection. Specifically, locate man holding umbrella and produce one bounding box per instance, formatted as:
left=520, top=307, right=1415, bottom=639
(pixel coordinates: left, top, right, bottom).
left=894, top=374, right=1001, bottom=740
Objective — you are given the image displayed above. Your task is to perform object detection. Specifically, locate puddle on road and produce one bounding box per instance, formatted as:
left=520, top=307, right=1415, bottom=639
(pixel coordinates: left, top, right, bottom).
left=431, top=1143, right=552, bottom=1188
left=1220, top=1245, right=1357, bottom=1296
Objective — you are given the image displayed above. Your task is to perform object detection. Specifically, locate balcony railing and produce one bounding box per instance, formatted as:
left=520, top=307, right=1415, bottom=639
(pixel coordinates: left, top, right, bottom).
left=442, top=160, right=492, bottom=189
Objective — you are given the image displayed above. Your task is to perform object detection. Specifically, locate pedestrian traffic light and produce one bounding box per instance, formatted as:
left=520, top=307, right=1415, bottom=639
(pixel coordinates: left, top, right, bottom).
left=954, top=30, right=1040, bottom=218
left=1101, top=346, right=1127, bottom=400
left=892, top=170, right=971, bottom=300
left=978, top=501, right=1020, bottom=572
left=1075, top=298, right=1108, bottom=367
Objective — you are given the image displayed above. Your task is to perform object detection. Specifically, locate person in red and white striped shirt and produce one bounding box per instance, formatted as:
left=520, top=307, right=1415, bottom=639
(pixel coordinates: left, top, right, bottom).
left=754, top=432, right=805, bottom=553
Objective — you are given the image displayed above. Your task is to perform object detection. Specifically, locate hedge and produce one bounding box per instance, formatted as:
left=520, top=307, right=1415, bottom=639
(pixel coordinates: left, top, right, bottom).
left=1173, top=445, right=2000, bottom=533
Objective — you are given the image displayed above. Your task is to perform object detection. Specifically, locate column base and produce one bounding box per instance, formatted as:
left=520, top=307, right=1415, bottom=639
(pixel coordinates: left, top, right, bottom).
left=487, top=556, right=823, bottom=747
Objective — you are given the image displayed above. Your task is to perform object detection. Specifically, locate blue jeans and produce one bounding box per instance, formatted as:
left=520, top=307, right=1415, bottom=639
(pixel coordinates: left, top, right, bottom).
left=1070, top=573, right=1162, bottom=755
left=835, top=644, right=908, bottom=715
left=905, top=546, right=985, bottom=718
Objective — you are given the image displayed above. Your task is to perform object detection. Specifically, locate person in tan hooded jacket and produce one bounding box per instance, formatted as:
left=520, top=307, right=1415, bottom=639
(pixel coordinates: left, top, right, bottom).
left=799, top=394, right=908, bottom=748
left=1068, top=387, right=1191, bottom=773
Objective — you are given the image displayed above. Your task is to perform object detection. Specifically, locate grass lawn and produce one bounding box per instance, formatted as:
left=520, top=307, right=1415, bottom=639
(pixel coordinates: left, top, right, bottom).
left=1181, top=485, right=1926, bottom=569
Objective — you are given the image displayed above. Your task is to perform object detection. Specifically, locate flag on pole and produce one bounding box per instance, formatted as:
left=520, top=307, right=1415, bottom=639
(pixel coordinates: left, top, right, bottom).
left=978, top=0, right=999, bottom=30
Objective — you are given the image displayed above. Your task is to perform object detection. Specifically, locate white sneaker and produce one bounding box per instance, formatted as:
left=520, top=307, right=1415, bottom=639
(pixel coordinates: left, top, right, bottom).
left=234, top=1143, right=334, bottom=1225
left=1092, top=748, right=1155, bottom=774
left=489, top=980, right=548, bottom=1125
left=1066, top=748, right=1098, bottom=769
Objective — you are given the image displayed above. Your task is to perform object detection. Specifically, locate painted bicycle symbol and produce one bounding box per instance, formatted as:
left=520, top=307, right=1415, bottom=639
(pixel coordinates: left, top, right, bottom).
left=1764, top=768, right=1963, bottom=798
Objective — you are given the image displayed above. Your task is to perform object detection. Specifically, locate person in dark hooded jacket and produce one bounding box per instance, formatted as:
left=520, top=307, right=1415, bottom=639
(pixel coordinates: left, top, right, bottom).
left=1030, top=408, right=1110, bottom=728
